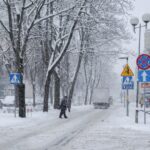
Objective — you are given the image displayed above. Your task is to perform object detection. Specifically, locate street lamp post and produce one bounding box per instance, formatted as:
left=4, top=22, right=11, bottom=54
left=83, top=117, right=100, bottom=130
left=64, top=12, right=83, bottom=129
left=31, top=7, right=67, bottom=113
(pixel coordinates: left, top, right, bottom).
left=119, top=57, right=129, bottom=116
left=130, top=13, right=150, bottom=123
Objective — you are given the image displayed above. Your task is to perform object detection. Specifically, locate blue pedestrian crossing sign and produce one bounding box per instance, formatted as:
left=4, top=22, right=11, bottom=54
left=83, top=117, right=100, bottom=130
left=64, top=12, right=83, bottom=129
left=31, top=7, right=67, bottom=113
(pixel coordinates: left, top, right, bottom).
left=138, top=70, right=150, bottom=82
left=122, top=76, right=134, bottom=89
left=9, top=73, right=22, bottom=84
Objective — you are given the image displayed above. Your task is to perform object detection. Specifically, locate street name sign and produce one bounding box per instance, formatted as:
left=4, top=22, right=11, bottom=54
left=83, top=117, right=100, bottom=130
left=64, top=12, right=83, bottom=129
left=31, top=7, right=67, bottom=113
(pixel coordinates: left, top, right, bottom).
left=138, top=70, right=150, bottom=82
left=141, top=83, right=150, bottom=88
left=136, top=54, right=150, bottom=70
left=121, top=64, right=134, bottom=76
left=122, top=76, right=134, bottom=89
left=9, top=73, right=22, bottom=84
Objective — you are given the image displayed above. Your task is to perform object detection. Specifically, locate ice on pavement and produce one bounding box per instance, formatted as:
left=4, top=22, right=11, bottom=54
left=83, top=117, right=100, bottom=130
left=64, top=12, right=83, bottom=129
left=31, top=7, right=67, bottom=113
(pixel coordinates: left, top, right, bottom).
left=0, top=102, right=150, bottom=150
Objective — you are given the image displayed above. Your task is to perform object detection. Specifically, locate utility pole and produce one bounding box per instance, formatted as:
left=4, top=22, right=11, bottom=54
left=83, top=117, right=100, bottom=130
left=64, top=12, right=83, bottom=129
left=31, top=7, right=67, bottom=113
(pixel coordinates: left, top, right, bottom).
left=126, top=57, right=129, bottom=116
left=135, top=24, right=141, bottom=123
left=119, top=57, right=130, bottom=116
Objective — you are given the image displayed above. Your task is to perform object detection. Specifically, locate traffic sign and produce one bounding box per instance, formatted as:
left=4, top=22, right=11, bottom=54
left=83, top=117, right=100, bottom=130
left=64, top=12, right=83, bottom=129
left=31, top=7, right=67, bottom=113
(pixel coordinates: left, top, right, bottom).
left=141, top=83, right=150, bottom=88
left=121, top=64, right=134, bottom=76
left=9, top=73, right=22, bottom=84
left=136, top=54, right=150, bottom=70
left=138, top=70, right=150, bottom=82
left=122, top=76, right=134, bottom=89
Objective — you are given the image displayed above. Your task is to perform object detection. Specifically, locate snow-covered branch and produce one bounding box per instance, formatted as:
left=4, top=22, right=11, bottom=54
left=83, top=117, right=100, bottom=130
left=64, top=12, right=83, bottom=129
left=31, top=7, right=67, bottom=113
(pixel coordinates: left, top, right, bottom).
left=21, top=0, right=46, bottom=57
left=45, top=0, right=87, bottom=80
left=0, top=20, right=10, bottom=34
left=3, top=0, right=7, bottom=5
left=23, top=0, right=38, bottom=9
left=44, top=0, right=57, bottom=5
left=34, top=6, right=75, bottom=25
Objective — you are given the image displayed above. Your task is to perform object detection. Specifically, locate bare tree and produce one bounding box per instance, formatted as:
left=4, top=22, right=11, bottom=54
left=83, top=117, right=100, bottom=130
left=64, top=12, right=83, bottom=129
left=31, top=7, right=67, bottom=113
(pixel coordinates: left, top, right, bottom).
left=0, top=0, right=75, bottom=117
left=43, top=0, right=88, bottom=112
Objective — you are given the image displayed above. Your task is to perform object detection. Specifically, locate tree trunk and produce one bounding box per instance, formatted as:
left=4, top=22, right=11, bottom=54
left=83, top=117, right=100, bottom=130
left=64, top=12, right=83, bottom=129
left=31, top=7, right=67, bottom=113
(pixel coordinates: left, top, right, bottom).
left=43, top=1, right=54, bottom=111
left=68, top=52, right=83, bottom=111
left=84, top=86, right=89, bottom=105
left=84, top=61, right=90, bottom=105
left=89, top=87, right=94, bottom=104
left=49, top=80, right=53, bottom=105
left=54, top=71, right=60, bottom=109
left=14, top=57, right=26, bottom=117
left=43, top=72, right=51, bottom=112
left=32, top=83, right=36, bottom=107
left=16, top=84, right=26, bottom=117
left=68, top=26, right=85, bottom=111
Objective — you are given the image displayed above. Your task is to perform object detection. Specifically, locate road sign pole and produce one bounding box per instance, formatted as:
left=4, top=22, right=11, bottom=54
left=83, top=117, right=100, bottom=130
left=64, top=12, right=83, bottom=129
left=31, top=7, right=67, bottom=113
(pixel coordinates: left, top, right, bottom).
left=126, top=59, right=130, bottom=116
left=124, top=91, right=126, bottom=107
left=126, top=88, right=129, bottom=116
left=144, top=103, right=146, bottom=124
left=135, top=79, right=139, bottom=123
left=135, top=24, right=141, bottom=123
left=144, top=87, right=146, bottom=124
left=120, top=91, right=123, bottom=104
left=120, top=58, right=134, bottom=117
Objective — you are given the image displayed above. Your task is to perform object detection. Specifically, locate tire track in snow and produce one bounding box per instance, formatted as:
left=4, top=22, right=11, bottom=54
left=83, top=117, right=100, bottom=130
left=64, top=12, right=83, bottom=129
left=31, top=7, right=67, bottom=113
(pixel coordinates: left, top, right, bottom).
left=44, top=107, right=115, bottom=150
left=0, top=108, right=96, bottom=150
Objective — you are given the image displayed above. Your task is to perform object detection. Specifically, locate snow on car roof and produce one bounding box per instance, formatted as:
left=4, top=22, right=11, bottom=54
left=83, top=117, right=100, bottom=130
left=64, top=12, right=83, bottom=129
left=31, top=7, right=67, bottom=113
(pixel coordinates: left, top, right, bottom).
left=2, top=96, right=15, bottom=104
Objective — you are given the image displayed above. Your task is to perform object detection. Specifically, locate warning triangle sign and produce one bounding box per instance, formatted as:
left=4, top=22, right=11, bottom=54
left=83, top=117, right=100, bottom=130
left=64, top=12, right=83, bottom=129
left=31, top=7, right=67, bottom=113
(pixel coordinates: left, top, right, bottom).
left=121, top=64, right=134, bottom=76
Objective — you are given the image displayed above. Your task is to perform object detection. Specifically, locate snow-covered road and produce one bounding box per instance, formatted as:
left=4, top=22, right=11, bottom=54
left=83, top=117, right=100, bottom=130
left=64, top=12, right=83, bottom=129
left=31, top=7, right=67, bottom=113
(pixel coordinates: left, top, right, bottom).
left=63, top=107, right=150, bottom=150
left=0, top=106, right=111, bottom=150
left=0, top=104, right=150, bottom=150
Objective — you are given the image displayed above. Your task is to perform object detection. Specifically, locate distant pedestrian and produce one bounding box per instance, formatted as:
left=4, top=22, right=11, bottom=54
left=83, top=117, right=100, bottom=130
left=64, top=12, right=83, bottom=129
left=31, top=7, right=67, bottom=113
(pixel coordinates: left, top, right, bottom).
left=139, top=95, right=144, bottom=108
left=59, top=96, right=68, bottom=119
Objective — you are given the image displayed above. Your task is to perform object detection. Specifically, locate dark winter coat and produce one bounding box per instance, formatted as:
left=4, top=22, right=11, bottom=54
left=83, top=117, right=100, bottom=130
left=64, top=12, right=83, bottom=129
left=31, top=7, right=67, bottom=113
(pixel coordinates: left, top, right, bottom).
left=60, top=99, right=68, bottom=111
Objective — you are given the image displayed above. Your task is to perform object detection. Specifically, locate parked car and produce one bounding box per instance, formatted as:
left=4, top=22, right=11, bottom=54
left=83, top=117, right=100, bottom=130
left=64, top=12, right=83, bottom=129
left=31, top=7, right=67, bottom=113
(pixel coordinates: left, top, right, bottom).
left=93, top=88, right=110, bottom=109
left=1, top=96, right=15, bottom=113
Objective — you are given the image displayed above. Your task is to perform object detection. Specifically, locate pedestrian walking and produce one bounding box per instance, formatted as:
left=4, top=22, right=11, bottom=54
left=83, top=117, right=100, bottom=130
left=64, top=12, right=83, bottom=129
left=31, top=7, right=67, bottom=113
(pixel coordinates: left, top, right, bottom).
left=59, top=96, right=68, bottom=119
left=139, top=94, right=144, bottom=108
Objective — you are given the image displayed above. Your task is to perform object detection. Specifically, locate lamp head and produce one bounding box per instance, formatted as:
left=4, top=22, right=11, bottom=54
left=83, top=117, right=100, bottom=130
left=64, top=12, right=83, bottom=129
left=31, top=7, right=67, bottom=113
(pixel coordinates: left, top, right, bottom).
left=142, top=13, right=150, bottom=24
left=130, top=17, right=139, bottom=26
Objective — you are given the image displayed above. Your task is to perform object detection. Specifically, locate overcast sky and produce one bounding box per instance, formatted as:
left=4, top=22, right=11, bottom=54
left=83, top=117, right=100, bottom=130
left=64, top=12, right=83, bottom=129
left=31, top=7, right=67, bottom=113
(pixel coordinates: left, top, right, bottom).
left=133, top=0, right=150, bottom=19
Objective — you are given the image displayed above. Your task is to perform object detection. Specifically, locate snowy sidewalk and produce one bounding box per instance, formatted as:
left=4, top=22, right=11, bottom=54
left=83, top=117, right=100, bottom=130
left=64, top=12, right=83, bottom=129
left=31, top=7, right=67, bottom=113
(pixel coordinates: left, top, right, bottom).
left=0, top=105, right=98, bottom=150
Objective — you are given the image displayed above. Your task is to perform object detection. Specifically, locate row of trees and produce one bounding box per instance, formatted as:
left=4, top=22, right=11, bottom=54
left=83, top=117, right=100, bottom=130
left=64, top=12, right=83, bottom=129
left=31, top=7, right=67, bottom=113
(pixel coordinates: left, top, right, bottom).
left=0, top=0, right=132, bottom=117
